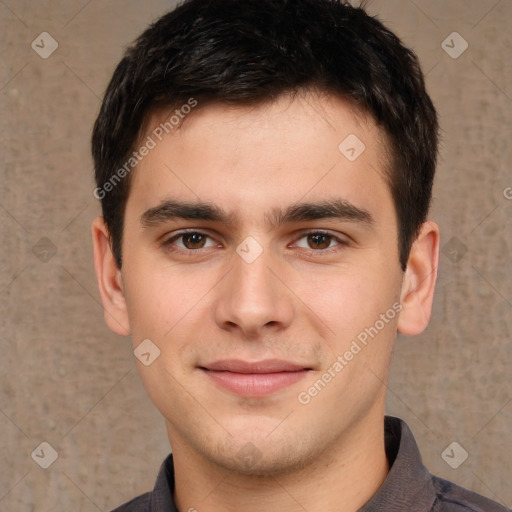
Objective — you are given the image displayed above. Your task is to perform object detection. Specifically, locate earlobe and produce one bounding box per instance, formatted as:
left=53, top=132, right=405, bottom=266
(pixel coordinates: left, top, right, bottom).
left=397, top=221, right=440, bottom=336
left=91, top=216, right=131, bottom=336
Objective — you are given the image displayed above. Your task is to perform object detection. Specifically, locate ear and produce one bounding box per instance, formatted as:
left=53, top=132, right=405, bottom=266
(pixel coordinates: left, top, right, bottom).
left=397, top=220, right=440, bottom=336
left=91, top=216, right=131, bottom=336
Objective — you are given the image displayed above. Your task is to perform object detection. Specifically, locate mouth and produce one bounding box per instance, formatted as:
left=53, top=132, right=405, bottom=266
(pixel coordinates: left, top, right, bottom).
left=199, top=359, right=312, bottom=397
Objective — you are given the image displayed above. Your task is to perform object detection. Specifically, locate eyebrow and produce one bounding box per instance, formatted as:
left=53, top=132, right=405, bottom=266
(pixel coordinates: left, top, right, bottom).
left=140, top=198, right=374, bottom=229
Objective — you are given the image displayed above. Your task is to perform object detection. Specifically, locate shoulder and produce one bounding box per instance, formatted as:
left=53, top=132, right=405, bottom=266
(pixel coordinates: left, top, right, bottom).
left=109, top=492, right=152, bottom=512
left=432, top=475, right=510, bottom=512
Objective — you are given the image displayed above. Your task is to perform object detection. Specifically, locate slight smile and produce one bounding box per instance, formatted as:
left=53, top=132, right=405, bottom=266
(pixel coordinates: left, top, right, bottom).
left=199, top=359, right=313, bottom=397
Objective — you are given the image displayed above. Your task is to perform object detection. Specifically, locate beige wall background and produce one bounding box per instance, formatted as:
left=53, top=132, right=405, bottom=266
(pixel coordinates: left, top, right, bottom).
left=0, top=0, right=511, bottom=510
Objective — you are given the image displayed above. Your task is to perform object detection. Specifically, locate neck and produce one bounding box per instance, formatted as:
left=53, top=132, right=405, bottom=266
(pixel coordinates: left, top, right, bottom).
left=169, top=415, right=389, bottom=512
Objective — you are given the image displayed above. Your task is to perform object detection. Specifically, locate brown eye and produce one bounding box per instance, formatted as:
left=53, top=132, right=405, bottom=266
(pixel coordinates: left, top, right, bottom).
left=294, top=231, right=345, bottom=252
left=164, top=231, right=217, bottom=252
left=181, top=232, right=208, bottom=249
left=307, top=233, right=332, bottom=250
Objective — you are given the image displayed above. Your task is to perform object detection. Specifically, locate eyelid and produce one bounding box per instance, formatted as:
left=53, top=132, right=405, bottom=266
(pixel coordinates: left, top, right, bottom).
left=290, top=229, right=350, bottom=252
left=162, top=228, right=220, bottom=248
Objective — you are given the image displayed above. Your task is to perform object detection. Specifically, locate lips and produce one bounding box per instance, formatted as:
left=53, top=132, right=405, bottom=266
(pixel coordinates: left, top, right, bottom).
left=202, top=359, right=309, bottom=373
left=200, top=359, right=311, bottom=396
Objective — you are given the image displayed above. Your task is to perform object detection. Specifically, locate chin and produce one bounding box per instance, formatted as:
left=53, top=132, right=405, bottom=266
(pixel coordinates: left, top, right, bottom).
left=206, top=436, right=316, bottom=478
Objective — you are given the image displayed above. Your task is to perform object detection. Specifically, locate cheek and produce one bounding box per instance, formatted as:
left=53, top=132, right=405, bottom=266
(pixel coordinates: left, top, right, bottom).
left=122, top=255, right=193, bottom=326
left=122, top=263, right=219, bottom=374
left=300, top=265, right=400, bottom=332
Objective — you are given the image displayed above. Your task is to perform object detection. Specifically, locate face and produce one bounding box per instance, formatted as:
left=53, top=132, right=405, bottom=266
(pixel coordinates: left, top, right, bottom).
left=93, top=91, right=437, bottom=476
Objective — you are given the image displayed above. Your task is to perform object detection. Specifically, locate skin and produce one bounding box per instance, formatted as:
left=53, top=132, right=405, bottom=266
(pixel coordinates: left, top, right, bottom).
left=92, top=90, right=439, bottom=512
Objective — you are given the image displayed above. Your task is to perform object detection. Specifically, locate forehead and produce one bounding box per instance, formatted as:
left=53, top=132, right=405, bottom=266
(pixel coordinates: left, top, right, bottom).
left=127, top=91, right=393, bottom=224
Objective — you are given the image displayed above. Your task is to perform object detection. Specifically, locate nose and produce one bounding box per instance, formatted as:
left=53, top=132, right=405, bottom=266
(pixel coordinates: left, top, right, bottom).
left=213, top=242, right=294, bottom=339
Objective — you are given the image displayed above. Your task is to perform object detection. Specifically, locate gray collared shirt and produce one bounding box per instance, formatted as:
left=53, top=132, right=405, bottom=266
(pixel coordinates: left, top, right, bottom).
left=111, top=416, right=510, bottom=512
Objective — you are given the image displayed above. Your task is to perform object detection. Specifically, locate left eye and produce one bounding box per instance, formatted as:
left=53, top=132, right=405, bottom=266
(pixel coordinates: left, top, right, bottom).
left=294, top=231, right=344, bottom=251
left=167, top=232, right=218, bottom=250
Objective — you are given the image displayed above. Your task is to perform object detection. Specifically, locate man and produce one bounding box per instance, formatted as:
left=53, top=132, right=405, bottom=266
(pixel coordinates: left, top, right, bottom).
left=90, top=0, right=509, bottom=511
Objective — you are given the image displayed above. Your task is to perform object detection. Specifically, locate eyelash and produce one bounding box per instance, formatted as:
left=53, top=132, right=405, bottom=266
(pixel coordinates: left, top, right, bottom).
left=161, top=229, right=349, bottom=257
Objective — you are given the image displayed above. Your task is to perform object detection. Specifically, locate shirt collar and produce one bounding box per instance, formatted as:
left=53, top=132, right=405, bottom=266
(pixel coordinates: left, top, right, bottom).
left=152, top=416, right=436, bottom=512
left=358, top=416, right=437, bottom=511
left=149, top=453, right=177, bottom=512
